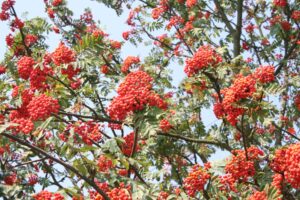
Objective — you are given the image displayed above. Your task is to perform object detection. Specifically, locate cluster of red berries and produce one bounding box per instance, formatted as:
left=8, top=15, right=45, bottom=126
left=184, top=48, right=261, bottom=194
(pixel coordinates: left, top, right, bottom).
left=0, top=65, right=6, bottom=74
left=51, top=42, right=76, bottom=66
left=271, top=173, right=283, bottom=195
left=151, top=0, right=168, bottom=20
left=213, top=75, right=255, bottom=125
left=121, top=56, right=140, bottom=73
left=61, top=65, right=80, bottom=80
left=253, top=65, right=275, bottom=83
left=292, top=11, right=300, bottom=21
left=118, top=169, right=129, bottom=176
left=295, top=93, right=300, bottom=111
left=52, top=0, right=63, bottom=7
left=273, top=0, right=287, bottom=7
left=89, top=181, right=109, bottom=200
left=225, top=146, right=263, bottom=182
left=126, top=8, right=140, bottom=27
left=89, top=181, right=132, bottom=200
left=219, top=174, right=237, bottom=193
left=184, top=45, right=222, bottom=77
left=108, top=71, right=167, bottom=121
left=5, top=34, right=13, bottom=47
left=0, top=0, right=15, bottom=21
left=30, top=65, right=53, bottom=90
left=157, top=191, right=169, bottom=200
left=183, top=164, right=211, bottom=197
left=27, top=94, right=60, bottom=121
left=97, top=155, right=113, bottom=173
left=17, top=56, right=53, bottom=90
left=245, top=24, right=256, bottom=33
left=9, top=89, right=34, bottom=134
left=100, top=65, right=109, bottom=74
left=110, top=40, right=122, bottom=49
left=269, top=15, right=291, bottom=32
left=11, top=118, right=34, bottom=134
left=248, top=191, right=267, bottom=200
left=71, top=121, right=102, bottom=145
left=271, top=143, right=300, bottom=189
left=107, top=187, right=132, bottom=200
left=14, top=88, right=33, bottom=109
left=17, top=56, right=36, bottom=80
left=214, top=65, right=275, bottom=125
left=159, top=119, right=172, bottom=133
left=0, top=144, right=10, bottom=156
left=27, top=173, right=38, bottom=185
left=121, top=132, right=141, bottom=156
left=25, top=34, right=38, bottom=46
left=186, top=0, right=197, bottom=8
left=122, top=30, right=134, bottom=40
left=166, top=16, right=184, bottom=30
left=33, top=190, right=65, bottom=200
left=4, top=172, right=17, bottom=185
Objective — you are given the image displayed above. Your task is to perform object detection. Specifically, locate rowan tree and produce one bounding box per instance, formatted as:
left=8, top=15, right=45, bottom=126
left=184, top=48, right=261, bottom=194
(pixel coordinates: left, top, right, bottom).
left=0, top=0, right=299, bottom=199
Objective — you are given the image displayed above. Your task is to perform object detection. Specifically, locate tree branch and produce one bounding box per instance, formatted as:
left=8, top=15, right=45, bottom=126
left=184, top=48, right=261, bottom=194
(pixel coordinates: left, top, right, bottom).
left=157, top=132, right=232, bottom=152
left=1, top=132, right=110, bottom=200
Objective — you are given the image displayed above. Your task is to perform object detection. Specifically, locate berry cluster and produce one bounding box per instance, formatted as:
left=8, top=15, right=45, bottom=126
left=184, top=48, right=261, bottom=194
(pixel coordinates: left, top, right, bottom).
left=89, top=182, right=132, bottom=200
left=110, top=40, right=122, bottom=49
left=9, top=86, right=34, bottom=120
left=51, top=42, right=76, bottom=66
left=157, top=191, right=169, bottom=200
left=271, top=173, right=283, bottom=195
left=253, top=65, right=275, bottom=84
left=17, top=56, right=53, bottom=90
left=52, top=0, right=63, bottom=7
left=219, top=174, right=237, bottom=193
left=9, top=89, right=36, bottom=134
left=225, top=146, right=263, bottom=182
left=107, top=187, right=132, bottom=200
left=273, top=0, right=287, bottom=7
left=292, top=11, right=300, bottom=21
left=61, top=64, right=80, bottom=80
left=59, top=121, right=102, bottom=145
left=101, top=65, right=109, bottom=74
left=25, top=34, right=38, bottom=46
left=74, top=121, right=102, bottom=145
left=271, top=143, right=300, bottom=189
left=17, top=56, right=35, bottom=80
left=166, top=16, right=184, bottom=30
left=89, top=181, right=109, bottom=200
left=186, top=0, right=197, bottom=8
left=27, top=173, right=38, bottom=185
left=108, top=71, right=167, bottom=121
left=214, top=74, right=256, bottom=125
left=27, top=94, right=60, bottom=121
left=4, top=172, right=17, bottom=185
left=184, top=45, right=222, bottom=77
left=0, top=0, right=15, bottom=21
left=248, top=191, right=267, bottom=200
left=121, top=56, right=140, bottom=73
left=122, top=31, right=133, bottom=40
left=183, top=164, right=211, bottom=197
left=0, top=65, right=6, bottom=74
left=11, top=118, right=34, bottom=134
left=33, top=190, right=65, bottom=200
left=121, top=132, right=140, bottom=156
left=97, top=155, right=114, bottom=173
left=159, top=119, right=172, bottom=133
left=151, top=0, right=168, bottom=20
left=295, top=93, right=300, bottom=111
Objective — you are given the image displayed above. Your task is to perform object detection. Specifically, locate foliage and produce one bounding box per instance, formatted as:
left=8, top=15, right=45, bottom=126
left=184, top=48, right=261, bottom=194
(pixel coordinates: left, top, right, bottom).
left=0, top=0, right=299, bottom=199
